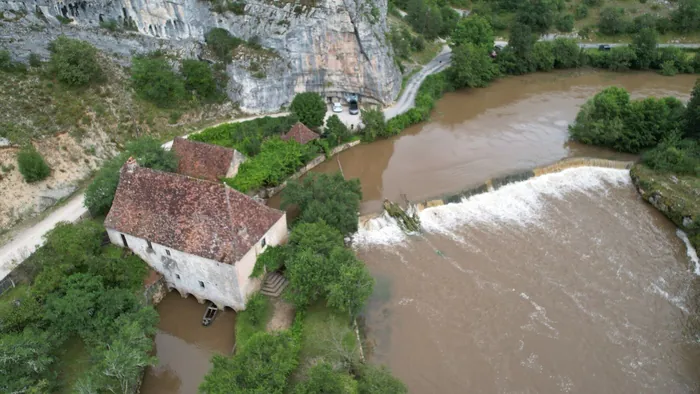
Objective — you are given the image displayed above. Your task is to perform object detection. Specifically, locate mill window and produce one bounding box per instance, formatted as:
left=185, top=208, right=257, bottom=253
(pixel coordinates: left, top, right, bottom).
left=120, top=234, right=128, bottom=248
left=199, top=281, right=205, bottom=289
left=166, top=249, right=171, bottom=256
left=146, top=240, right=153, bottom=252
left=261, top=237, right=267, bottom=248
left=176, top=274, right=180, bottom=280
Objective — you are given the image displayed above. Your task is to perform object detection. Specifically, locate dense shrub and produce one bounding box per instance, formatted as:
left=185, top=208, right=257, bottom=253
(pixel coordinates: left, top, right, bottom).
left=598, top=7, right=628, bottom=36
left=290, top=92, right=326, bottom=129
left=531, top=41, right=555, bottom=71
left=181, top=59, right=220, bottom=101
left=357, top=364, right=408, bottom=394
left=0, top=221, right=157, bottom=393
left=199, top=331, right=299, bottom=394
left=205, top=28, right=244, bottom=63
left=449, top=43, right=500, bottom=88
left=653, top=47, right=693, bottom=74
left=282, top=172, right=362, bottom=236
left=555, top=14, right=574, bottom=33
left=131, top=56, right=185, bottom=107
left=671, top=0, right=700, bottom=33
left=0, top=50, right=27, bottom=72
left=642, top=137, right=700, bottom=175
left=225, top=138, right=312, bottom=192
left=631, top=28, right=658, bottom=70
left=189, top=115, right=298, bottom=156
left=588, top=46, right=637, bottom=71
left=406, top=0, right=444, bottom=40
left=360, top=108, right=387, bottom=141
left=84, top=137, right=178, bottom=215
left=17, top=145, right=51, bottom=183
left=294, top=363, right=356, bottom=394
left=28, top=53, right=42, bottom=68
left=569, top=87, right=686, bottom=153
left=685, top=79, right=700, bottom=139
left=451, top=15, right=494, bottom=49
left=324, top=114, right=352, bottom=146
left=552, top=38, right=584, bottom=69
left=48, top=36, right=103, bottom=87
left=574, top=4, right=588, bottom=20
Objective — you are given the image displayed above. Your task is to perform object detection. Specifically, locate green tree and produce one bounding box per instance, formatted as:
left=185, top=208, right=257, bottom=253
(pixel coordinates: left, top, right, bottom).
left=294, top=363, right=357, bottom=394
left=227, top=138, right=309, bottom=192
left=79, top=320, right=157, bottom=394
left=44, top=273, right=104, bottom=336
left=131, top=56, right=186, bottom=107
left=606, top=46, right=637, bottom=71
left=685, top=79, right=700, bottom=139
left=515, top=0, right=562, bottom=34
left=671, top=0, right=700, bottom=33
left=199, top=331, right=299, bottom=394
left=325, top=114, right=351, bottom=146
left=125, top=137, right=178, bottom=172
left=282, top=172, right=362, bottom=236
left=326, top=251, right=375, bottom=317
left=569, top=86, right=631, bottom=148
left=439, top=6, right=460, bottom=38
left=357, top=364, right=407, bottom=394
left=290, top=92, right=327, bottom=128
left=205, top=28, right=244, bottom=62
left=288, top=221, right=345, bottom=256
left=48, top=36, right=103, bottom=87
left=631, top=28, right=658, bottom=70
left=182, top=59, right=219, bottom=101
left=84, top=137, right=178, bottom=215
left=360, top=108, right=386, bottom=141
left=84, top=154, right=126, bottom=216
left=17, top=145, right=51, bottom=183
left=642, top=137, right=700, bottom=175
left=555, top=14, right=574, bottom=33
left=598, top=7, right=627, bottom=36
left=574, top=4, right=588, bottom=20
left=531, top=41, right=555, bottom=71
left=450, top=15, right=495, bottom=49
left=551, top=38, right=583, bottom=69
left=0, top=329, right=55, bottom=393
left=448, top=43, right=499, bottom=88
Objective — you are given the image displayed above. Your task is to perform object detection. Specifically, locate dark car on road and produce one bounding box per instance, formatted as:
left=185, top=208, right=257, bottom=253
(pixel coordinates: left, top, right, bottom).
left=598, top=44, right=611, bottom=51
left=349, top=100, right=359, bottom=115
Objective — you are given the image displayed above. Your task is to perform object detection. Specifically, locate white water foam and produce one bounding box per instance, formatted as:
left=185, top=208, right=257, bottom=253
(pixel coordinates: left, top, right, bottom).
left=675, top=229, right=700, bottom=275
left=353, top=167, right=631, bottom=247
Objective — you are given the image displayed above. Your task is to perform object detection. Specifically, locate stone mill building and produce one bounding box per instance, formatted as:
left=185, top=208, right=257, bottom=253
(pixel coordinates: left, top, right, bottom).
left=104, top=142, right=287, bottom=311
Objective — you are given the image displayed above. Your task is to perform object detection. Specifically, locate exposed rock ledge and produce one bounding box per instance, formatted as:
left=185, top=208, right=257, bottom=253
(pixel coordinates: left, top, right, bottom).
left=0, top=0, right=401, bottom=112
left=630, top=164, right=699, bottom=250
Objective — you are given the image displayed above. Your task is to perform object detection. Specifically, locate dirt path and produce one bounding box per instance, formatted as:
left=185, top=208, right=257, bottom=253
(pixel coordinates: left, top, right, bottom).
left=0, top=112, right=289, bottom=280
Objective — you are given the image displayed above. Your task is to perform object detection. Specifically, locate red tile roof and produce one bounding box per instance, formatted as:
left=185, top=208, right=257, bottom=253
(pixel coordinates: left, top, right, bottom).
left=172, top=137, right=236, bottom=182
left=281, top=122, right=320, bottom=145
left=104, top=160, right=284, bottom=264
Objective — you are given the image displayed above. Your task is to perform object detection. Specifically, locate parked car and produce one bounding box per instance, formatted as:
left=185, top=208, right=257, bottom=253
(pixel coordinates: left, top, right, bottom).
left=598, top=44, right=611, bottom=51
left=332, top=102, right=343, bottom=113
left=349, top=100, right=359, bottom=115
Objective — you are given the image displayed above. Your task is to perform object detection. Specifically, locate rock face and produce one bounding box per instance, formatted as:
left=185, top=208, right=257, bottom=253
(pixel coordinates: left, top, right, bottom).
left=0, top=0, right=400, bottom=112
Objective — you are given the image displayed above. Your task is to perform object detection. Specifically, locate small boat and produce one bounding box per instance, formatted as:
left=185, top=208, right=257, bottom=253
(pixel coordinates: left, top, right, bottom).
left=202, top=303, right=218, bottom=326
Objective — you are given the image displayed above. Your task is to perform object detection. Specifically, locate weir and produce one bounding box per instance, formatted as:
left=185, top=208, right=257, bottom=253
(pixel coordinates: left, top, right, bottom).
left=360, top=158, right=635, bottom=229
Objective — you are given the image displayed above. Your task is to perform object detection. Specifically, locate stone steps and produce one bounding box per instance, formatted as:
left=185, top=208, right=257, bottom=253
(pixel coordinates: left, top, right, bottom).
left=261, top=272, right=288, bottom=298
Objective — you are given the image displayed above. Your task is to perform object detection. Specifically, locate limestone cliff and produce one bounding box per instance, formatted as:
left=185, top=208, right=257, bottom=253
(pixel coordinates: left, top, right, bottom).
left=0, top=0, right=401, bottom=112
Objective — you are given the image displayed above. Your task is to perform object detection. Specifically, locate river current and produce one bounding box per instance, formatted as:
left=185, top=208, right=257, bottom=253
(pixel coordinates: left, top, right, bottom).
left=145, top=70, right=700, bottom=393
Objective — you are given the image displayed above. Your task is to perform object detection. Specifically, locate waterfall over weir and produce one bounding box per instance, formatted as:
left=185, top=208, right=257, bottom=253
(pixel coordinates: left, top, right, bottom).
left=354, top=166, right=700, bottom=393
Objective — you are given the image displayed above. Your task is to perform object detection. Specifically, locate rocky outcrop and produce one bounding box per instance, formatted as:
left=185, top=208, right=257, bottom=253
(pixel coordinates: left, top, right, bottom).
left=0, top=0, right=401, bottom=112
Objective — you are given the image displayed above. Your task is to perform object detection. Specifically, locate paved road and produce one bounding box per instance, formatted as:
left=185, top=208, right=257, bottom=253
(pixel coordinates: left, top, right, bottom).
left=384, top=45, right=452, bottom=119
left=0, top=113, right=288, bottom=280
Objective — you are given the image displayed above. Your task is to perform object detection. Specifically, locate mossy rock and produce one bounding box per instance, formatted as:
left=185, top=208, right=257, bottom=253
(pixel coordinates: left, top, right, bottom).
left=630, top=164, right=700, bottom=249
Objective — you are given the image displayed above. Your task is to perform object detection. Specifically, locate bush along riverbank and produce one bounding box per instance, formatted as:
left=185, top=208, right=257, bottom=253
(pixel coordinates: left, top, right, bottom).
left=358, top=14, right=700, bottom=143
left=0, top=220, right=158, bottom=393
left=568, top=81, right=700, bottom=250
left=200, top=172, right=407, bottom=394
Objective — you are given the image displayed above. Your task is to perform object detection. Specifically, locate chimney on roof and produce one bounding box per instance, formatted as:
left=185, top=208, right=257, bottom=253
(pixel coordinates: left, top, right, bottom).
left=125, top=156, right=138, bottom=173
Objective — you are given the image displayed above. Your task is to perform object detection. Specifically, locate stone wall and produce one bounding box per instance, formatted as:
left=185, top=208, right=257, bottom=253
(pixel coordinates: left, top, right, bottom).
left=0, top=0, right=400, bottom=112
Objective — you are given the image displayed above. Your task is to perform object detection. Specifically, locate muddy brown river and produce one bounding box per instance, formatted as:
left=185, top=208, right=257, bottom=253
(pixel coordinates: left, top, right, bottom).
left=148, top=70, right=700, bottom=393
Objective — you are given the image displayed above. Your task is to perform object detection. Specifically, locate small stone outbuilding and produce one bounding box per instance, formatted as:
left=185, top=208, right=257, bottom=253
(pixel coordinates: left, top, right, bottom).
left=104, top=158, right=287, bottom=311
left=171, top=137, right=246, bottom=181
left=281, top=122, right=320, bottom=145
